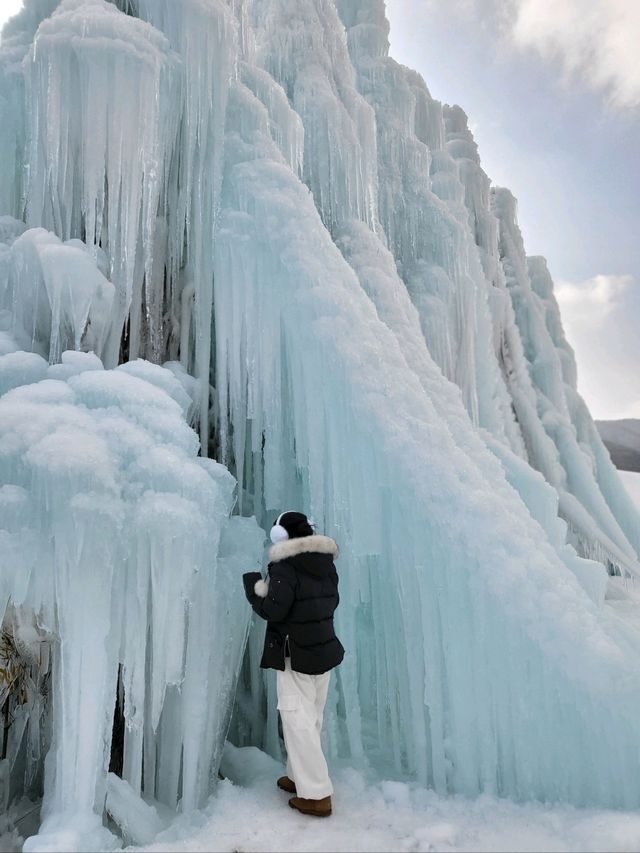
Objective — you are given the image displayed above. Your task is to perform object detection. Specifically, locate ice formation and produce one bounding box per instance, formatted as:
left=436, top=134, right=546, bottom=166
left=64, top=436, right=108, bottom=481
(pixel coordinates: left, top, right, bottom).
left=0, top=346, right=263, bottom=850
left=1, top=0, right=640, bottom=847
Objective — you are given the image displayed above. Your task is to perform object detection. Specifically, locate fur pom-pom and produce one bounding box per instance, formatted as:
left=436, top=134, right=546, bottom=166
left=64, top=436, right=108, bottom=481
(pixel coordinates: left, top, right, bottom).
left=254, top=578, right=269, bottom=598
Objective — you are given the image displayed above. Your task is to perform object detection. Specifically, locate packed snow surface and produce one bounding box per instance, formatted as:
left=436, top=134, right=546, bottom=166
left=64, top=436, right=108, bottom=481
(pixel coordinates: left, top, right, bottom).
left=133, top=744, right=640, bottom=853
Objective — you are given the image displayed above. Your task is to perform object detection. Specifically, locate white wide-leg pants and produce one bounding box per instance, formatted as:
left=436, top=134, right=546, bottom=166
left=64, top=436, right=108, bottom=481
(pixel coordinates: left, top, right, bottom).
left=276, top=659, right=333, bottom=800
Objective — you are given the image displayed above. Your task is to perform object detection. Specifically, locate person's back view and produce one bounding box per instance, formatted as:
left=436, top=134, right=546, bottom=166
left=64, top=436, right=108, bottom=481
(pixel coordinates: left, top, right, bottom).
left=243, top=511, right=344, bottom=817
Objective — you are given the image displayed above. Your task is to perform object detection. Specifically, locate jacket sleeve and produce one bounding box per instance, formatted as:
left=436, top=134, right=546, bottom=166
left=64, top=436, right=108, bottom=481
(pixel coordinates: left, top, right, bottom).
left=243, top=563, right=296, bottom=623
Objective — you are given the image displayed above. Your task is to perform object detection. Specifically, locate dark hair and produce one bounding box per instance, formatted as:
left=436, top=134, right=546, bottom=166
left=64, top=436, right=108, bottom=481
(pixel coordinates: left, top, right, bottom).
left=277, top=511, right=314, bottom=539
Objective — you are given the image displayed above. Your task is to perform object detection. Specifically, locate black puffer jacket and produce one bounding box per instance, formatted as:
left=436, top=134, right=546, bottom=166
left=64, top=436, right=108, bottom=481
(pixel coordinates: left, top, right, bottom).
left=243, top=534, right=344, bottom=675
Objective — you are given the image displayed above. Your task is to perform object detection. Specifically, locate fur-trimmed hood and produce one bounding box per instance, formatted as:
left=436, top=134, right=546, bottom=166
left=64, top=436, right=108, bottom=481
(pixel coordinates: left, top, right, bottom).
left=269, top=534, right=339, bottom=563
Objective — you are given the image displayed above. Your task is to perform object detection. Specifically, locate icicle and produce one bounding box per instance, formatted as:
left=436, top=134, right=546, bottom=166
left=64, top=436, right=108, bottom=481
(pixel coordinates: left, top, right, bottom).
left=134, top=0, right=238, bottom=451
left=23, top=0, right=181, bottom=370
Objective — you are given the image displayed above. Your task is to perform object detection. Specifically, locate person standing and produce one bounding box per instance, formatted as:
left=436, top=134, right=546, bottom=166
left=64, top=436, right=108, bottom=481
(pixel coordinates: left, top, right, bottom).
left=243, top=511, right=344, bottom=817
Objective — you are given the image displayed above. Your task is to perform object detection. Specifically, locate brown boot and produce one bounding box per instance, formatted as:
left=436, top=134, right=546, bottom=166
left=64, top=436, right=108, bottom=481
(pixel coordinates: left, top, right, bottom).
left=277, top=776, right=297, bottom=794
left=288, top=795, right=332, bottom=817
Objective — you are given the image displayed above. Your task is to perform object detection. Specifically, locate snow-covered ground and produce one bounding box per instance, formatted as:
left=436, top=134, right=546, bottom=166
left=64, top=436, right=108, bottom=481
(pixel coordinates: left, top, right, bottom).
left=135, top=745, right=640, bottom=853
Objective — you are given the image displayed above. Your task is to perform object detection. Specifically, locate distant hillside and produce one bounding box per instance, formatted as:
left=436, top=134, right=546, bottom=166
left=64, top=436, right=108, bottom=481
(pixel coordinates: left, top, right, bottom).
left=597, top=419, right=640, bottom=472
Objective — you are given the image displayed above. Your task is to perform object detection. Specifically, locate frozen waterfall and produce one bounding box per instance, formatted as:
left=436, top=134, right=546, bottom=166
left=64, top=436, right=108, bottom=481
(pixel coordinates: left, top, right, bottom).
left=1, top=0, right=640, bottom=848
left=0, top=340, right=263, bottom=850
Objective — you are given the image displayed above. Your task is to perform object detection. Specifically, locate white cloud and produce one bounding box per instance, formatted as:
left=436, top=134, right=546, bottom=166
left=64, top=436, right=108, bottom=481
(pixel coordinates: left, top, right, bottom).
left=510, top=0, right=640, bottom=109
left=554, top=273, right=640, bottom=420
left=406, top=0, right=640, bottom=109
left=555, top=273, right=633, bottom=321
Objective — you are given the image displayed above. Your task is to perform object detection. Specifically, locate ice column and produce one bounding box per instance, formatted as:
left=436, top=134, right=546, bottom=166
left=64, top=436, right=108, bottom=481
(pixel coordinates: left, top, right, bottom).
left=134, top=0, right=238, bottom=450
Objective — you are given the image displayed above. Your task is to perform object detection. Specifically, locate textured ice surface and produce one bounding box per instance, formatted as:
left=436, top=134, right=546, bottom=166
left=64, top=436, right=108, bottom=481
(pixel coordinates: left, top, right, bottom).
left=215, top=64, right=640, bottom=807
left=1, top=227, right=115, bottom=361
left=1, top=0, right=640, bottom=845
left=0, top=351, right=264, bottom=850
left=24, top=0, right=181, bottom=369
left=105, top=774, right=164, bottom=847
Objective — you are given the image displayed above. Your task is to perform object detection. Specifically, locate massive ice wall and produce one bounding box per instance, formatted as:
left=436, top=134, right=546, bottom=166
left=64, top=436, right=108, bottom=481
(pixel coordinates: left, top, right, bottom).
left=215, top=0, right=640, bottom=807
left=1, top=0, right=640, bottom=833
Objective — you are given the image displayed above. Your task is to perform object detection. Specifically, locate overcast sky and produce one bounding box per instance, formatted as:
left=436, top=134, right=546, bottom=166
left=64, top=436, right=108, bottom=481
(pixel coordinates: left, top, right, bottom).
left=1, top=1, right=638, bottom=419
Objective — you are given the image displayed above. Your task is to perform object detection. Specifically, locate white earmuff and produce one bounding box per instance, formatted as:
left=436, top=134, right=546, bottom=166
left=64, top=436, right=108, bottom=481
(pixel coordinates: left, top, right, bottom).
left=270, top=524, right=289, bottom=544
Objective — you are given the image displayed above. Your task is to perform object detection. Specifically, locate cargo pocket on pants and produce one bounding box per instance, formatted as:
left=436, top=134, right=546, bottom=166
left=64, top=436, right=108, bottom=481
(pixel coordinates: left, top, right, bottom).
left=277, top=694, right=312, bottom=730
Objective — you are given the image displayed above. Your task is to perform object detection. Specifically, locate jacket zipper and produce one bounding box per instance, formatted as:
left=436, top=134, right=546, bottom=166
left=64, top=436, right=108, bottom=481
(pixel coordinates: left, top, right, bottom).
left=285, top=634, right=291, bottom=658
